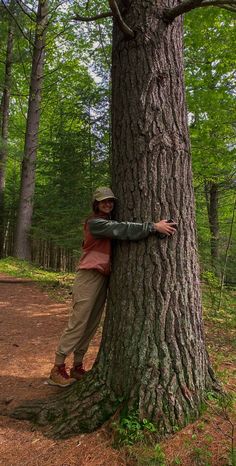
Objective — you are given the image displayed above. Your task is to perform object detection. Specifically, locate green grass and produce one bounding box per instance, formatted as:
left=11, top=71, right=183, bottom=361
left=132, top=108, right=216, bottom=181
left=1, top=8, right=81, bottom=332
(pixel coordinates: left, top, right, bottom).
left=0, top=256, right=74, bottom=286
left=202, top=281, right=236, bottom=331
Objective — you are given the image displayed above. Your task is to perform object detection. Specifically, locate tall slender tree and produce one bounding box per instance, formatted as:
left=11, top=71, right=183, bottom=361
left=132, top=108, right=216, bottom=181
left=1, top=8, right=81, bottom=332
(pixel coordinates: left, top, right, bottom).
left=14, top=0, right=48, bottom=260
left=204, top=181, right=220, bottom=270
left=13, top=0, right=235, bottom=437
left=0, top=13, right=14, bottom=257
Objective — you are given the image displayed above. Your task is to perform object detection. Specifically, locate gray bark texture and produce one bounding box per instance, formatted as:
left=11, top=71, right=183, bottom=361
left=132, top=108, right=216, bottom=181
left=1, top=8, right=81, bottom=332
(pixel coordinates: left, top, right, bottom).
left=11, top=0, right=218, bottom=438
left=14, top=0, right=48, bottom=260
left=0, top=22, right=14, bottom=257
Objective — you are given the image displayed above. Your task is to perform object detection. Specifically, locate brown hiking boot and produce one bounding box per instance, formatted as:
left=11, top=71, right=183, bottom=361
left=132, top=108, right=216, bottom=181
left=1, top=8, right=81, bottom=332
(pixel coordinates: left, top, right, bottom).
left=48, top=364, right=76, bottom=387
left=70, top=363, right=86, bottom=381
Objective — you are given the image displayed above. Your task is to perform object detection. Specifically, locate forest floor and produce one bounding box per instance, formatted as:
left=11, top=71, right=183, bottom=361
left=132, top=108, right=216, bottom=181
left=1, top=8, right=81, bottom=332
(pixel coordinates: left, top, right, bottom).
left=0, top=271, right=235, bottom=466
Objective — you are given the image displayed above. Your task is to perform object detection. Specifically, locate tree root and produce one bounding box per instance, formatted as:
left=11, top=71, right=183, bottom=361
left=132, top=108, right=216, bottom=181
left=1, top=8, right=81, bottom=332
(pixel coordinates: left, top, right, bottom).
left=10, top=363, right=221, bottom=439
left=207, top=360, right=223, bottom=393
left=11, top=373, right=119, bottom=438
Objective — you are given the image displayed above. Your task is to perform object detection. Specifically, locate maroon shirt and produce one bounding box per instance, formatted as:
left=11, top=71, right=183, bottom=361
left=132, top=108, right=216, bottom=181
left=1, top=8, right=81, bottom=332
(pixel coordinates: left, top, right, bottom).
left=77, top=214, right=111, bottom=276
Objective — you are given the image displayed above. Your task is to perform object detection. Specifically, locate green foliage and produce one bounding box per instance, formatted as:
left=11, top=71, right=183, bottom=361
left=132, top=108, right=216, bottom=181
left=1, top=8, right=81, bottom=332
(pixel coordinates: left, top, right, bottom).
left=172, top=458, right=182, bottom=465
left=231, top=448, right=236, bottom=466
left=195, top=421, right=206, bottom=432
left=136, top=444, right=166, bottom=466
left=1, top=0, right=111, bottom=259
left=204, top=391, right=236, bottom=465
left=112, top=411, right=157, bottom=447
left=1, top=1, right=235, bottom=276
left=216, top=392, right=235, bottom=411
left=182, top=418, right=214, bottom=465
left=202, top=278, right=236, bottom=330
left=202, top=271, right=221, bottom=311
left=125, top=443, right=166, bottom=466
left=191, top=445, right=212, bottom=465
left=0, top=256, right=74, bottom=285
left=184, top=9, right=236, bottom=283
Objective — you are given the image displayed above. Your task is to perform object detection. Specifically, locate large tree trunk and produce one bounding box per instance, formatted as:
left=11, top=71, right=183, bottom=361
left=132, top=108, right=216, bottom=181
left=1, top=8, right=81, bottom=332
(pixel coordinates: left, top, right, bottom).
left=99, top=0, right=217, bottom=429
left=14, top=0, right=48, bottom=260
left=12, top=0, right=218, bottom=437
left=0, top=21, right=14, bottom=258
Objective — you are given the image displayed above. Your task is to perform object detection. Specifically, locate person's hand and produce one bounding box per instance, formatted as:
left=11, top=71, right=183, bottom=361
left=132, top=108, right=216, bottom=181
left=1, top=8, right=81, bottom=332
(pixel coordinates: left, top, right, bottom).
left=153, top=220, right=177, bottom=236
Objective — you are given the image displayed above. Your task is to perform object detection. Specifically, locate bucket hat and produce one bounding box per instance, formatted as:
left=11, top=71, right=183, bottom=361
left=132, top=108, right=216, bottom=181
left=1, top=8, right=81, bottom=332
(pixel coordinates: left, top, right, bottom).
left=93, top=187, right=117, bottom=202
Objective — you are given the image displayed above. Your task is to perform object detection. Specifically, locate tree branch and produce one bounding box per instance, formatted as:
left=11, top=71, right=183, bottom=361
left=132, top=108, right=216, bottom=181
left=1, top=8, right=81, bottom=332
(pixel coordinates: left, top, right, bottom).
left=219, top=4, right=236, bottom=10
left=164, top=0, right=204, bottom=21
left=73, top=1, right=134, bottom=38
left=0, top=0, right=34, bottom=46
left=73, top=11, right=113, bottom=22
left=109, top=0, right=134, bottom=38
left=97, top=21, right=111, bottom=69
left=199, top=0, right=236, bottom=10
left=164, top=0, right=236, bottom=21
left=16, top=0, right=36, bottom=22
left=197, top=0, right=236, bottom=10
left=17, top=0, right=35, bottom=15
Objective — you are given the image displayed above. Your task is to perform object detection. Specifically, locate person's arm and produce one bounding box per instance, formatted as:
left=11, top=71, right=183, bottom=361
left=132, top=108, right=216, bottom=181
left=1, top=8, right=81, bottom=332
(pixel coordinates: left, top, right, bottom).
left=88, top=218, right=176, bottom=241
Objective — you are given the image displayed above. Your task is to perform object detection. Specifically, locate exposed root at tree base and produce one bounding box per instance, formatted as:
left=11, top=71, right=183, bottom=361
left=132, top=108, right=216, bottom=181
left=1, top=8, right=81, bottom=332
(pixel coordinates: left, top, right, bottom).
left=10, top=373, right=119, bottom=439
left=10, top=363, right=221, bottom=439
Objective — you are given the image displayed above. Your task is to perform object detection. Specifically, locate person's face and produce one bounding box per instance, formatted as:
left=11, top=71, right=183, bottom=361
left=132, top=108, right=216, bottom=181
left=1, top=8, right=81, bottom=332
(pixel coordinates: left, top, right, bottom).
left=98, top=198, right=114, bottom=214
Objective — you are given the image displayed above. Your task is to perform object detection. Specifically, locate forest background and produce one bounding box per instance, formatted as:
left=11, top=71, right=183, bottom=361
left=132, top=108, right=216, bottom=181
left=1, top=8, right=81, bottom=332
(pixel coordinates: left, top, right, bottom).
left=0, top=0, right=235, bottom=289
left=0, top=1, right=236, bottom=464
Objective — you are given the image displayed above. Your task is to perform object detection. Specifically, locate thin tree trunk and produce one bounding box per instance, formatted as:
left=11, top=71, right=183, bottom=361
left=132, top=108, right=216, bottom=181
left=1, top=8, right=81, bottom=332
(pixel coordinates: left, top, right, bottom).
left=217, top=195, right=236, bottom=313
left=204, top=181, right=219, bottom=273
left=14, top=0, right=48, bottom=260
left=12, top=0, right=218, bottom=437
left=0, top=21, right=14, bottom=257
left=88, top=102, right=93, bottom=194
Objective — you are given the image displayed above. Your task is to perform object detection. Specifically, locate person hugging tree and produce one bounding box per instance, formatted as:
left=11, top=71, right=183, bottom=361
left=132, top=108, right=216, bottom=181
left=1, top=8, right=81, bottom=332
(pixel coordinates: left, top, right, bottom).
left=49, top=187, right=177, bottom=387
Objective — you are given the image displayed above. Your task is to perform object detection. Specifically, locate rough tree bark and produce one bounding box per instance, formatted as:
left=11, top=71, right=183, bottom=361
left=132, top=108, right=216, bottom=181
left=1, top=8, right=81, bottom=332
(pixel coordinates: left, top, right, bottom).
left=0, top=20, right=14, bottom=258
left=12, top=0, right=218, bottom=438
left=14, top=0, right=48, bottom=260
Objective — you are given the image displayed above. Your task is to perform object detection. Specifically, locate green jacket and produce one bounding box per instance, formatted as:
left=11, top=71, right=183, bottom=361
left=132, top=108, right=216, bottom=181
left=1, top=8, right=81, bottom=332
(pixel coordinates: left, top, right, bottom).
left=78, top=215, right=157, bottom=275
left=88, top=218, right=156, bottom=241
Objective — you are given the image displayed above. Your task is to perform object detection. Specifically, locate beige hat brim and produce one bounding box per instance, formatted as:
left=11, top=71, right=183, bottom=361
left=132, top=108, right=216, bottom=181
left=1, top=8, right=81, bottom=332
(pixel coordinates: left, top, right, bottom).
left=95, top=195, right=117, bottom=201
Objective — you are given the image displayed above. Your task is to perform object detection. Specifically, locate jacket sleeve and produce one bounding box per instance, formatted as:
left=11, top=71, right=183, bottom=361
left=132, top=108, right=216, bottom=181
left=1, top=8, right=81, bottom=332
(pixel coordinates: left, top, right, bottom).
left=88, top=218, right=156, bottom=241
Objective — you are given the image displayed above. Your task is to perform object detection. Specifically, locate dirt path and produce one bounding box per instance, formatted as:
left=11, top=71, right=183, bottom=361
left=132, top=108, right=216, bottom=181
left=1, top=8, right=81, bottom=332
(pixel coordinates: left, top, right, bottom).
left=0, top=275, right=235, bottom=466
left=0, top=275, right=124, bottom=466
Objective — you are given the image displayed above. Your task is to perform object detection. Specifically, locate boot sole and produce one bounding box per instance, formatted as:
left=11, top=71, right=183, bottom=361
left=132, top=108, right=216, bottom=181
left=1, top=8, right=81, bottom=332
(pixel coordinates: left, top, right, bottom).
left=46, top=378, right=76, bottom=388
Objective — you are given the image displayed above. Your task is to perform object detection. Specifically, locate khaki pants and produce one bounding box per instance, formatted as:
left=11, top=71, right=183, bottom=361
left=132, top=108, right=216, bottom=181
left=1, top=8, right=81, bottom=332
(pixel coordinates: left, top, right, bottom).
left=55, top=269, right=108, bottom=365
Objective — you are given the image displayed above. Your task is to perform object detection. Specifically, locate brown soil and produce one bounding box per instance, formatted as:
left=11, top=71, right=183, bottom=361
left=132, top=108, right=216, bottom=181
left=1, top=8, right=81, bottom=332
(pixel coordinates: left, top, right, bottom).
left=0, top=274, right=235, bottom=465
left=0, top=275, right=124, bottom=466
